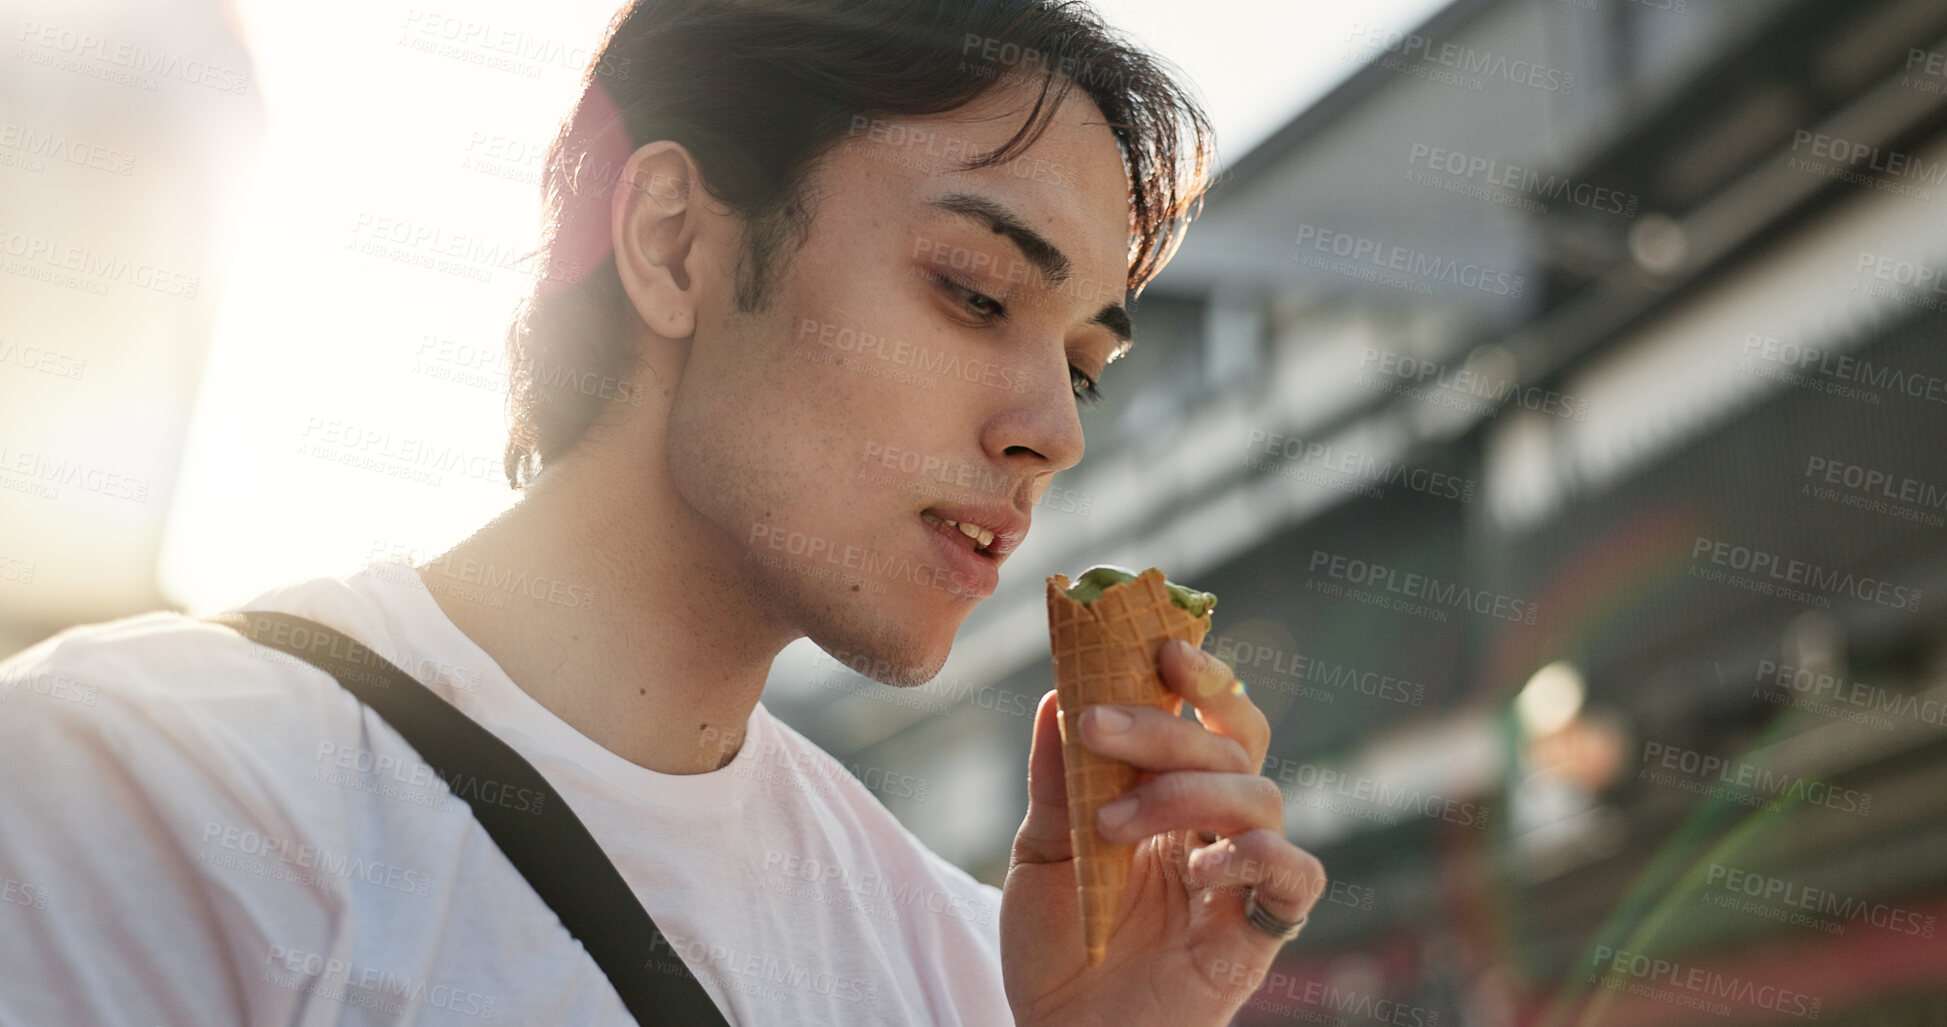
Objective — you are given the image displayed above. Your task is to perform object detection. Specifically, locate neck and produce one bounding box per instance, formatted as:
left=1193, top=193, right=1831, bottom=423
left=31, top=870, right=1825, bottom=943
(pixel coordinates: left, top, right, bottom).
left=416, top=434, right=796, bottom=775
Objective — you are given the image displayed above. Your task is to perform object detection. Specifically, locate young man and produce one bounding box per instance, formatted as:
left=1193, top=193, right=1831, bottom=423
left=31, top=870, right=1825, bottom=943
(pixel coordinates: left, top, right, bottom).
left=0, top=0, right=1325, bottom=1023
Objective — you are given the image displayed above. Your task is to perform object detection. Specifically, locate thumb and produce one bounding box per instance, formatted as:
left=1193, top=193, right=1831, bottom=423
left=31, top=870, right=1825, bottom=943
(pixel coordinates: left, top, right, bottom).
left=1011, top=689, right=1073, bottom=866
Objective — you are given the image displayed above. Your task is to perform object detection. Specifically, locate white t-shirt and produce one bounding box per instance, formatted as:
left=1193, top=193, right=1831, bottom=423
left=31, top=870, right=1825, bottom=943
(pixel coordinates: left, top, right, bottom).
left=0, top=560, right=1009, bottom=1026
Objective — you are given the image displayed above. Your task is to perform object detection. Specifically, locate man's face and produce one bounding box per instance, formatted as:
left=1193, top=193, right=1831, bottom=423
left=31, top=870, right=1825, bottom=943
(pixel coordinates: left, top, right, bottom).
left=665, top=80, right=1134, bottom=686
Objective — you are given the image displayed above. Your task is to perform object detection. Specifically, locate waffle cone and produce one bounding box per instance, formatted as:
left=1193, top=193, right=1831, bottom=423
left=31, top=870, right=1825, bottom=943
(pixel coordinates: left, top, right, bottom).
left=1046, top=568, right=1212, bottom=968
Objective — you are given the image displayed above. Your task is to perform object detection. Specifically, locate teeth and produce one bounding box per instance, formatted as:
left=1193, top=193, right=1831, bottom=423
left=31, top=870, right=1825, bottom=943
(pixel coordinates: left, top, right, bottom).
left=923, top=512, right=997, bottom=552
left=954, top=521, right=997, bottom=549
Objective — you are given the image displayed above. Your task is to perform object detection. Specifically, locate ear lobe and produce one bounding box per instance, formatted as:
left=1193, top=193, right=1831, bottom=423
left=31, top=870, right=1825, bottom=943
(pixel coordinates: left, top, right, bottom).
left=611, top=142, right=702, bottom=340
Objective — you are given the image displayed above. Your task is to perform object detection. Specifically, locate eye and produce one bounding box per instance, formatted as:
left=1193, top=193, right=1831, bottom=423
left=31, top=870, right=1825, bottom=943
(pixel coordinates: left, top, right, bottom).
left=929, top=272, right=1006, bottom=321
left=1071, top=366, right=1104, bottom=407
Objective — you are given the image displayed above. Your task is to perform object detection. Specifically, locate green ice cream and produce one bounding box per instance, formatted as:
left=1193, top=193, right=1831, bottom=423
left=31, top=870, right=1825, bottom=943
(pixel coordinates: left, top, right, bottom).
left=1062, top=565, right=1217, bottom=618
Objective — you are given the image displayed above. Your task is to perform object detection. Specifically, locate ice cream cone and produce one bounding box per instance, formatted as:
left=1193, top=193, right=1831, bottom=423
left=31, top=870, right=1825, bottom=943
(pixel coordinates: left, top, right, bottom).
left=1046, top=567, right=1214, bottom=968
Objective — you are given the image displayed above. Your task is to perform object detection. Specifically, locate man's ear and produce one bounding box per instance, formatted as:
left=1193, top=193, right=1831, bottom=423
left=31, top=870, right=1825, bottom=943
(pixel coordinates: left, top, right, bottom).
left=611, top=142, right=705, bottom=340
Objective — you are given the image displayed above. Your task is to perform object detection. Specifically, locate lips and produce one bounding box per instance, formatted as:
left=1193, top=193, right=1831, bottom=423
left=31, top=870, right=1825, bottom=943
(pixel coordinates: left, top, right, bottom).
left=921, top=511, right=997, bottom=555
left=919, top=502, right=1029, bottom=561
left=916, top=512, right=1002, bottom=599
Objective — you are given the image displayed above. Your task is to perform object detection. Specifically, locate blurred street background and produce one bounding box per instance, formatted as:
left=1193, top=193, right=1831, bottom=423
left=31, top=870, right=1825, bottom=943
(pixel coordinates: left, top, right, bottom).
left=7, top=0, right=1947, bottom=1023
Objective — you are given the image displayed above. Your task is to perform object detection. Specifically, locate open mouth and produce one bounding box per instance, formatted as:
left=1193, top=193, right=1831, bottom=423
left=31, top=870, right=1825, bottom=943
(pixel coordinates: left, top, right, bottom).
left=921, top=510, right=997, bottom=557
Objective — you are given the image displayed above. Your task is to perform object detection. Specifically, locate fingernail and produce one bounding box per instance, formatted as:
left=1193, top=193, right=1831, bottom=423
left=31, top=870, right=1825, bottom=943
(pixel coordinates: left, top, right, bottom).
left=1098, top=795, right=1138, bottom=830
left=1091, top=706, right=1133, bottom=734
left=1198, top=660, right=1233, bottom=698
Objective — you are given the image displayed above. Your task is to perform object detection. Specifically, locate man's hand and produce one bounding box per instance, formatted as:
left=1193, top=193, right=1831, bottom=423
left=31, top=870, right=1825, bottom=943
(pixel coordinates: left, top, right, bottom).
left=1001, top=639, right=1326, bottom=1026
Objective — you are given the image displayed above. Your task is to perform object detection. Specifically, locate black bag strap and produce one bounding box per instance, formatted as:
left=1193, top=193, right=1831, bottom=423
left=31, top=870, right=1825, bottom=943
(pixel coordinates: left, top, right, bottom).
left=208, top=610, right=731, bottom=1027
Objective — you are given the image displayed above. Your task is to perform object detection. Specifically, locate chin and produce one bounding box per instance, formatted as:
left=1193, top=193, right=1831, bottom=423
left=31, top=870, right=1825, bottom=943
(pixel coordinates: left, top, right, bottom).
left=810, top=602, right=960, bottom=688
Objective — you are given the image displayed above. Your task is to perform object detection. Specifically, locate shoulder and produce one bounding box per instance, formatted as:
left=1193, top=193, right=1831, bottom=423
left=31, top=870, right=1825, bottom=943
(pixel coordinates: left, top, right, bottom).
left=0, top=604, right=368, bottom=844
left=1, top=608, right=351, bottom=734
left=0, top=610, right=363, bottom=1022
left=0, top=561, right=433, bottom=739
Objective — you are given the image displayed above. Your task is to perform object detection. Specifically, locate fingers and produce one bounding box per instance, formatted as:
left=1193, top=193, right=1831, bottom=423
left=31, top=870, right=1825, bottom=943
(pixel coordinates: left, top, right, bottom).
left=1095, top=769, right=1284, bottom=845
left=1187, top=829, right=1326, bottom=924
left=1160, top=639, right=1271, bottom=768
left=1080, top=704, right=1253, bottom=775
left=1010, top=690, right=1074, bottom=867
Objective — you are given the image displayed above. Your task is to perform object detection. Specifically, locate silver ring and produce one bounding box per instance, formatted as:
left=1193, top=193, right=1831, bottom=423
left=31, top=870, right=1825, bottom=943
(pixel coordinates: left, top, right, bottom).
left=1243, top=890, right=1307, bottom=941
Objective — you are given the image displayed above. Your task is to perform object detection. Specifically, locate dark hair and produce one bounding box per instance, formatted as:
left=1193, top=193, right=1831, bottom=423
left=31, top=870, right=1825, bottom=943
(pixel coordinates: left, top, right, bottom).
left=501, top=0, right=1214, bottom=488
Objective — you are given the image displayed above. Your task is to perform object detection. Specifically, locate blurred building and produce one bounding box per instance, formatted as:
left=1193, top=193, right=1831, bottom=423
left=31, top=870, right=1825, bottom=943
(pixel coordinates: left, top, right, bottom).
left=0, top=0, right=262, bottom=651
left=767, top=0, right=1947, bottom=1022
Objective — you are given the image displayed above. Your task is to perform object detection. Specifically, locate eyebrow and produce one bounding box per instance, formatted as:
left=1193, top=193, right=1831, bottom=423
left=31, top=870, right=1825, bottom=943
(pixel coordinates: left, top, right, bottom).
left=926, top=193, right=1134, bottom=351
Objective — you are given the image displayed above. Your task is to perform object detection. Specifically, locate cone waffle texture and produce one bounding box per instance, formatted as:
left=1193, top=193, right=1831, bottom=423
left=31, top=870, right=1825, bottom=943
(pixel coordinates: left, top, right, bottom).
left=1046, top=568, right=1212, bottom=968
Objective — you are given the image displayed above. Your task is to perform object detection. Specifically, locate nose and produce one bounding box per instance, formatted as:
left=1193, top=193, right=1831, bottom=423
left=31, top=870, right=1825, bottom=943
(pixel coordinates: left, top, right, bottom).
left=981, top=349, right=1087, bottom=482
